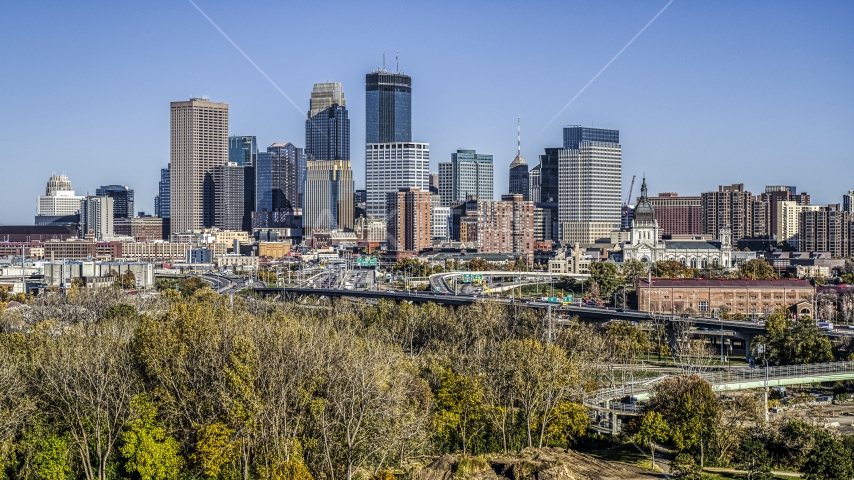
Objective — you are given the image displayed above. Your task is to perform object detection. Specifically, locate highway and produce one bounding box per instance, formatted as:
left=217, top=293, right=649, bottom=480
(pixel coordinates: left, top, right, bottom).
left=256, top=286, right=854, bottom=339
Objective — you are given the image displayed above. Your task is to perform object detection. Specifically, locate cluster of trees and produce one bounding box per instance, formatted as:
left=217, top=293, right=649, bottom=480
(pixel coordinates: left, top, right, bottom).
left=0, top=284, right=662, bottom=480
left=634, top=376, right=854, bottom=479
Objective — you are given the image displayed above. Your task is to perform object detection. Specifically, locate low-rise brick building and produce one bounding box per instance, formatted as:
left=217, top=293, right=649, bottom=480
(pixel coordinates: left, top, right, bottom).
left=636, top=278, right=814, bottom=317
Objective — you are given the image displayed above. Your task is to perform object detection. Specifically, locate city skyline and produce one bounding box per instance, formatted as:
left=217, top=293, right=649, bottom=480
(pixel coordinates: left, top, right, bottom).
left=1, top=1, right=852, bottom=224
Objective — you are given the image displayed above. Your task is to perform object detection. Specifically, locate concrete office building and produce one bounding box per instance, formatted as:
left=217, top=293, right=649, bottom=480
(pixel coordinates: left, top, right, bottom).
left=170, top=97, right=229, bottom=234
left=431, top=206, right=450, bottom=243
left=228, top=135, right=257, bottom=167
left=80, top=196, right=114, bottom=240
left=212, top=163, right=245, bottom=231
left=646, top=192, right=702, bottom=237
left=365, top=142, right=430, bottom=219
left=437, top=149, right=494, bottom=206
left=37, top=174, right=83, bottom=217
left=386, top=187, right=431, bottom=254
left=429, top=173, right=439, bottom=195
left=558, top=126, right=622, bottom=244
left=95, top=185, right=134, bottom=219
left=304, top=160, right=354, bottom=234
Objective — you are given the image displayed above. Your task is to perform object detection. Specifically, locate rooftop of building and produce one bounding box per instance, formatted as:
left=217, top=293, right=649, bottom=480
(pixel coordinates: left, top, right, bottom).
left=663, top=241, right=723, bottom=250
left=637, top=278, right=814, bottom=288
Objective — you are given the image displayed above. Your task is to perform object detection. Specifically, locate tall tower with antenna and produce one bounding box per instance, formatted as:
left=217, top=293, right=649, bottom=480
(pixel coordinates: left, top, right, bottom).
left=508, top=116, right=529, bottom=200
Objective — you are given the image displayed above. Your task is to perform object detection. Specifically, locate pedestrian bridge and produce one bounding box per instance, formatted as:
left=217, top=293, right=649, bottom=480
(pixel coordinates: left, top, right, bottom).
left=584, top=361, right=854, bottom=433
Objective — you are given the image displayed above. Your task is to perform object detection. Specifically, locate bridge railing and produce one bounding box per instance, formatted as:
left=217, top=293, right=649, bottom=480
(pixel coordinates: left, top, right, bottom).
left=584, top=361, right=854, bottom=413
left=696, top=360, right=854, bottom=386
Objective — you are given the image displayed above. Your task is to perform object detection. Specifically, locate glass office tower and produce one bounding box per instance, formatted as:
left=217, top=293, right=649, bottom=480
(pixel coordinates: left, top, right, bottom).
left=365, top=71, right=412, bottom=143
left=229, top=136, right=257, bottom=167
left=95, top=185, right=134, bottom=219
left=563, top=126, right=619, bottom=149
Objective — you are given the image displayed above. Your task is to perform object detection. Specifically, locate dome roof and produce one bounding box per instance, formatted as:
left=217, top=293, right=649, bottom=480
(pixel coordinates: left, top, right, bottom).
left=509, top=154, right=527, bottom=168
left=633, top=177, right=656, bottom=223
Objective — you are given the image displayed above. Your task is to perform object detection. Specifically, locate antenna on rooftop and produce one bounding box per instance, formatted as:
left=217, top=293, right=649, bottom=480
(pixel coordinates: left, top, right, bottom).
left=517, top=115, right=521, bottom=157
left=383, top=50, right=386, bottom=71
left=396, top=50, right=399, bottom=72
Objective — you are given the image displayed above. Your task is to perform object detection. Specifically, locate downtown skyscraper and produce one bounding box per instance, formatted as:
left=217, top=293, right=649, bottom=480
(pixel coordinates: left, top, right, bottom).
left=253, top=143, right=307, bottom=230
left=365, top=65, right=428, bottom=219
left=437, top=149, right=494, bottom=206
left=304, top=83, right=353, bottom=234
left=169, top=97, right=228, bottom=233
left=558, top=126, right=622, bottom=244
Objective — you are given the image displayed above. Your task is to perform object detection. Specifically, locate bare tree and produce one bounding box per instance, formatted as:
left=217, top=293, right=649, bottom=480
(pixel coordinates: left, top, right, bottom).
left=29, top=319, right=140, bottom=480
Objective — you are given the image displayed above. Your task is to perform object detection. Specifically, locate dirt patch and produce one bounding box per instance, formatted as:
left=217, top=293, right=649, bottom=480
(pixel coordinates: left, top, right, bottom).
left=412, top=447, right=659, bottom=480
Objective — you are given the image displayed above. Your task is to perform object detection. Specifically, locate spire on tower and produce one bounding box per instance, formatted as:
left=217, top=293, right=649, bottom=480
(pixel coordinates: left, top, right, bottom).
left=517, top=115, right=521, bottom=157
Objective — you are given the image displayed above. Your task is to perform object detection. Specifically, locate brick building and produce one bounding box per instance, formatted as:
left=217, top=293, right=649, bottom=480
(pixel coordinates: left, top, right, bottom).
left=114, top=217, right=164, bottom=242
left=636, top=278, right=815, bottom=317
left=476, top=194, right=535, bottom=263
left=701, top=184, right=770, bottom=242
left=645, top=192, right=702, bottom=236
left=386, top=187, right=432, bottom=253
left=799, top=205, right=852, bottom=257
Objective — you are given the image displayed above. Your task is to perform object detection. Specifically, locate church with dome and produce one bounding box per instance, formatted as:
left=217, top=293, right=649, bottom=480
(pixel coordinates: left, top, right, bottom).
left=620, top=178, right=733, bottom=268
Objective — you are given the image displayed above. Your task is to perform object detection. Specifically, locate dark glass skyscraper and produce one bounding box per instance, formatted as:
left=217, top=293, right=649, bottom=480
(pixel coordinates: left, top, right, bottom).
left=95, top=185, right=134, bottom=218
left=563, top=126, right=619, bottom=149
left=306, top=105, right=349, bottom=161
left=155, top=165, right=170, bottom=219
left=253, top=143, right=306, bottom=229
left=538, top=148, right=561, bottom=203
left=229, top=136, right=257, bottom=167
left=365, top=71, right=411, bottom=143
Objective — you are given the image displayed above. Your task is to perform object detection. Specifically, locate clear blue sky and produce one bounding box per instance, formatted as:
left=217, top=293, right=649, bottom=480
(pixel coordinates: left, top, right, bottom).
left=1, top=0, right=852, bottom=224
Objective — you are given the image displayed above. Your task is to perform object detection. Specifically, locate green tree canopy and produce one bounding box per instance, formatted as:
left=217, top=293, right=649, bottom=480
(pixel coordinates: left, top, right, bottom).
left=588, top=261, right=622, bottom=299
left=753, top=309, right=834, bottom=365
left=636, top=411, right=669, bottom=471
left=739, top=259, right=776, bottom=279
left=654, top=260, right=691, bottom=278
left=802, top=430, right=854, bottom=480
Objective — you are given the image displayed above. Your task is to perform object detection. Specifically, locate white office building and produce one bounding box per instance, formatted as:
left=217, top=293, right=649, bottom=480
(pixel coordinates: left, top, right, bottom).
left=558, top=128, right=622, bottom=244
left=431, top=206, right=450, bottom=243
left=37, top=174, right=83, bottom=216
left=80, top=196, right=114, bottom=240
left=365, top=142, right=429, bottom=219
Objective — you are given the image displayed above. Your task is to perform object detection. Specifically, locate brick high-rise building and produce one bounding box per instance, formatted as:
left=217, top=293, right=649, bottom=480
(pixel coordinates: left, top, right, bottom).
left=761, top=185, right=810, bottom=241
left=170, top=98, right=229, bottom=233
left=777, top=201, right=823, bottom=249
left=386, top=187, right=432, bottom=253
left=799, top=205, right=852, bottom=257
left=701, top=184, right=769, bottom=242
left=477, top=194, right=535, bottom=262
left=645, top=192, right=702, bottom=237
